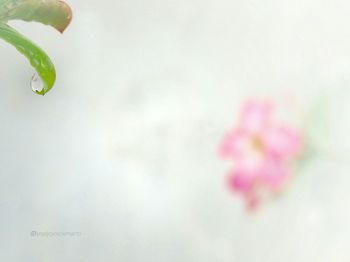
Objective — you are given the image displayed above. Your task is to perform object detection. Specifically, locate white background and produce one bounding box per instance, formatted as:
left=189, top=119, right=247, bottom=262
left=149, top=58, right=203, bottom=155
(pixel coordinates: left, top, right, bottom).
left=1, top=0, right=350, bottom=261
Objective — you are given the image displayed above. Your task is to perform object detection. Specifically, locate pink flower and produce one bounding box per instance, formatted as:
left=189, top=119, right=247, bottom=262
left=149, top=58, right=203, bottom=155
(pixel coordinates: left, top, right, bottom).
left=219, top=99, right=303, bottom=210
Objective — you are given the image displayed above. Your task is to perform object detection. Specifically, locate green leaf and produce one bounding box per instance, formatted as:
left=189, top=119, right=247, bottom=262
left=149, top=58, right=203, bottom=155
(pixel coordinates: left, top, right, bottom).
left=0, top=0, right=72, bottom=33
left=0, top=23, right=55, bottom=95
left=0, top=0, right=72, bottom=95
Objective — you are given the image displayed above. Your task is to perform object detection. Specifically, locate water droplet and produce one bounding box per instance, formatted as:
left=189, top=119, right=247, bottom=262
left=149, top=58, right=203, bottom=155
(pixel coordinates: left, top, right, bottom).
left=30, top=74, right=44, bottom=93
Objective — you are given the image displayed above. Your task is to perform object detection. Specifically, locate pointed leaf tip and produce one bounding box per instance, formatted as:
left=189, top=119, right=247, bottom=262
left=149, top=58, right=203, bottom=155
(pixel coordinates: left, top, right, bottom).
left=0, top=0, right=73, bottom=33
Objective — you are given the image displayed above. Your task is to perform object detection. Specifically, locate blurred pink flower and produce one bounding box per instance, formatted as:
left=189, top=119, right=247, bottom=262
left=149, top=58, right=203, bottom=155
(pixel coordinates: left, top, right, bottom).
left=219, top=99, right=303, bottom=210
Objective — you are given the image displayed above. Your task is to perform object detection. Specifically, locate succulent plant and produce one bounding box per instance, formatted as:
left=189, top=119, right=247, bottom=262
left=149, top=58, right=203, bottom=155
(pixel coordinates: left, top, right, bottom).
left=0, top=0, right=72, bottom=95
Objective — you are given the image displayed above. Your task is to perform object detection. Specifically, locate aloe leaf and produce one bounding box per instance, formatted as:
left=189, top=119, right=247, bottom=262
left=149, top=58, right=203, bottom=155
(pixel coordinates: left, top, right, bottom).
left=0, top=0, right=72, bottom=33
left=0, top=0, right=72, bottom=95
left=0, top=23, right=55, bottom=95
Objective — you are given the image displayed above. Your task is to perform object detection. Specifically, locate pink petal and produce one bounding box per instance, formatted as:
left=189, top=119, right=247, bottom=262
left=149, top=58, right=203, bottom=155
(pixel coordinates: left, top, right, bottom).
left=264, top=126, right=303, bottom=159
left=219, top=129, right=251, bottom=158
left=240, top=99, right=273, bottom=134
left=259, top=157, right=290, bottom=189
left=227, top=168, right=256, bottom=193
left=244, top=194, right=260, bottom=211
left=229, top=157, right=289, bottom=193
left=227, top=169, right=262, bottom=211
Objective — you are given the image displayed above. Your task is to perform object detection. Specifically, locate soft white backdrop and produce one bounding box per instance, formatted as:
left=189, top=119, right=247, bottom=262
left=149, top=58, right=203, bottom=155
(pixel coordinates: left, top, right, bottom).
left=1, top=0, right=350, bottom=261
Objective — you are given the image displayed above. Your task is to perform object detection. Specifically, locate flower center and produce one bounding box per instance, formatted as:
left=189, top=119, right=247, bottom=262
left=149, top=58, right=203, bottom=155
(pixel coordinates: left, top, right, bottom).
left=251, top=136, right=265, bottom=153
